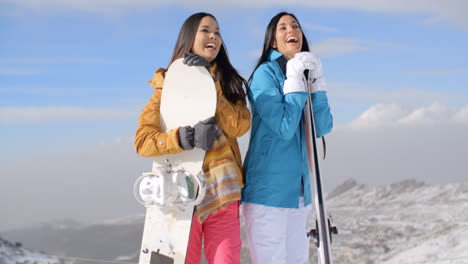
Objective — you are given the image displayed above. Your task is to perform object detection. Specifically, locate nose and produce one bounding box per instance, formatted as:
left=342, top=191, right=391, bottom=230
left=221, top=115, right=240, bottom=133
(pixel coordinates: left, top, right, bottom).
left=209, top=32, right=217, bottom=39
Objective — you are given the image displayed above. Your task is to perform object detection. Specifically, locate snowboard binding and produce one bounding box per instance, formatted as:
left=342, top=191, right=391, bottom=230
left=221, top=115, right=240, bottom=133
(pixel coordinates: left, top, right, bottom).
left=134, top=159, right=206, bottom=208
left=307, top=214, right=338, bottom=247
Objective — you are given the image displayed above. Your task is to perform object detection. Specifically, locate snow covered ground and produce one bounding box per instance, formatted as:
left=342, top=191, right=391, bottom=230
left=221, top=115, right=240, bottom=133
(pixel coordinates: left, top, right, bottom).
left=2, top=179, right=467, bottom=264
left=315, top=179, right=468, bottom=264
left=0, top=237, right=68, bottom=264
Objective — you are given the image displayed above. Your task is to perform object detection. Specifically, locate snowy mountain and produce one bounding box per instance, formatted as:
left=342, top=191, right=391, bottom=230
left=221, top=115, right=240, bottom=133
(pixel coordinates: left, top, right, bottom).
left=2, top=179, right=467, bottom=264
left=0, top=236, right=68, bottom=264
left=319, top=179, right=468, bottom=264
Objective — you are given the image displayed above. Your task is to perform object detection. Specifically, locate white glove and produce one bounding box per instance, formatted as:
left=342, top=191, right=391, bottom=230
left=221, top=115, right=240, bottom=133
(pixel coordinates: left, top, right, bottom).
left=309, top=75, right=327, bottom=93
left=283, top=52, right=321, bottom=95
left=308, top=54, right=323, bottom=80
left=307, top=53, right=327, bottom=93
left=286, top=52, right=317, bottom=79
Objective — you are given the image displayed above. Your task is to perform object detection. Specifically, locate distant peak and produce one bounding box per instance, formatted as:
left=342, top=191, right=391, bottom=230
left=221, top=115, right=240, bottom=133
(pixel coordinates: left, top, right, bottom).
left=327, top=178, right=360, bottom=199
left=389, top=179, right=425, bottom=191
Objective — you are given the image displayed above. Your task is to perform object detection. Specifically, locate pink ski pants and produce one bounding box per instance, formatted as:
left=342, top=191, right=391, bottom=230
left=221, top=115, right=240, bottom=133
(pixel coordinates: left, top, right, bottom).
left=186, top=201, right=242, bottom=264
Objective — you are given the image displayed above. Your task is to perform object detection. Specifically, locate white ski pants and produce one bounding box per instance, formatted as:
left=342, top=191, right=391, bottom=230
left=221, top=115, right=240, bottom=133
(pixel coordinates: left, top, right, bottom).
left=243, top=197, right=311, bottom=264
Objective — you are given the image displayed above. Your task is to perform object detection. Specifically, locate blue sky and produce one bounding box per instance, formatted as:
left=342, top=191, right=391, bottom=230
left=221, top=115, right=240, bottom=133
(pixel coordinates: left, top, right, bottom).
left=1, top=1, right=467, bottom=156
left=1, top=1, right=467, bottom=231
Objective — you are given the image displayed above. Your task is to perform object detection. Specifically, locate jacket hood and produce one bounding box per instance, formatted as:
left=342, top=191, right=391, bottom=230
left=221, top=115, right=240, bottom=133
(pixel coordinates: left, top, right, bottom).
left=148, top=68, right=166, bottom=89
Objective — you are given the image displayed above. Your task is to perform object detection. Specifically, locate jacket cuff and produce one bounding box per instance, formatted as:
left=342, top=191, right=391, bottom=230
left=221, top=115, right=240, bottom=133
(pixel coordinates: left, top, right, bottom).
left=283, top=77, right=306, bottom=95
left=166, top=127, right=185, bottom=153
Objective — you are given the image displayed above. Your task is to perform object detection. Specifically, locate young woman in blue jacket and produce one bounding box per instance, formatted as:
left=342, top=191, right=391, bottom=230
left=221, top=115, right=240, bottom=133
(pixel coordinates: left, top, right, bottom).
left=242, top=12, right=333, bottom=264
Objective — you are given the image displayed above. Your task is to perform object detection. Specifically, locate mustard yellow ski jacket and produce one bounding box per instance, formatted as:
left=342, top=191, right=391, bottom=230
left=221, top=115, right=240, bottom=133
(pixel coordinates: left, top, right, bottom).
left=135, top=64, right=251, bottom=187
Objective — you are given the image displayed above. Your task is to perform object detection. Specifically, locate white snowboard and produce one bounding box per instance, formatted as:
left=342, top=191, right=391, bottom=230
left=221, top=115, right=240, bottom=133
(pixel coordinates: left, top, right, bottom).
left=138, top=58, right=216, bottom=264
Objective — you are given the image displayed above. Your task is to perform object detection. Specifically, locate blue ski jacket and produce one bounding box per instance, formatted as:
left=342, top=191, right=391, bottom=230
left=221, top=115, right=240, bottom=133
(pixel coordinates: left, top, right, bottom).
left=242, top=49, right=333, bottom=208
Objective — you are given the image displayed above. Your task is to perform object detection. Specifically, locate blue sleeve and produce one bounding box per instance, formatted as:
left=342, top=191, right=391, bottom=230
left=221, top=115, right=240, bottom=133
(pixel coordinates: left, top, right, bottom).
left=249, top=64, right=308, bottom=140
left=312, top=91, right=333, bottom=138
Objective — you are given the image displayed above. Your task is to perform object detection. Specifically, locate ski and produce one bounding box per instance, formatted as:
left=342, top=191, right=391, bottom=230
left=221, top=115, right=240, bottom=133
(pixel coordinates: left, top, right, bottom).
left=303, top=73, right=337, bottom=264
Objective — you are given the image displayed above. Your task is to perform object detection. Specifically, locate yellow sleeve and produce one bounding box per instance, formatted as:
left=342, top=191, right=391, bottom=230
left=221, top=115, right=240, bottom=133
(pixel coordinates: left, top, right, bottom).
left=134, top=88, right=184, bottom=157
left=214, top=81, right=251, bottom=139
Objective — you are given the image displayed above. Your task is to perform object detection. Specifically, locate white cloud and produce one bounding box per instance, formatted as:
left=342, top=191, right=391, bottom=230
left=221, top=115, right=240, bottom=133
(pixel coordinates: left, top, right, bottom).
left=0, top=58, right=120, bottom=75
left=321, top=118, right=468, bottom=190
left=401, top=68, right=468, bottom=76
left=310, top=38, right=370, bottom=58
left=329, top=82, right=468, bottom=106
left=348, top=102, right=467, bottom=130
left=398, top=102, right=456, bottom=125
left=5, top=0, right=468, bottom=28
left=452, top=105, right=468, bottom=124
left=249, top=37, right=370, bottom=58
left=349, top=103, right=410, bottom=130
left=249, top=49, right=262, bottom=58
left=1, top=57, right=120, bottom=65
left=303, top=23, right=339, bottom=33
left=0, top=106, right=139, bottom=124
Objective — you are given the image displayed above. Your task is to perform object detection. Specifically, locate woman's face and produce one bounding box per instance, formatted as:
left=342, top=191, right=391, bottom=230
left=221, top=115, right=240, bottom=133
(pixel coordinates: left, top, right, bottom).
left=191, top=16, right=222, bottom=62
left=272, top=15, right=303, bottom=60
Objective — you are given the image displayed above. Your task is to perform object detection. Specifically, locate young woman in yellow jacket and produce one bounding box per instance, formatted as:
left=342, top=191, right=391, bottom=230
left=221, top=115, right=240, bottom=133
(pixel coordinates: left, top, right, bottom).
left=134, top=12, right=250, bottom=264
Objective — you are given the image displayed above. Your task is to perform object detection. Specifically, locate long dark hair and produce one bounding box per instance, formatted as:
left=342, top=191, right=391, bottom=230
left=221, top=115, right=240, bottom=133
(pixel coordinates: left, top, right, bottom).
left=249, top=12, right=310, bottom=83
left=169, top=12, right=247, bottom=104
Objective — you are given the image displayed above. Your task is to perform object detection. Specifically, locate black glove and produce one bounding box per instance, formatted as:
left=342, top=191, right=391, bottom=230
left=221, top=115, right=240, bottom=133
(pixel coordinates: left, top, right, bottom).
left=183, top=52, right=210, bottom=72
left=178, top=126, right=194, bottom=150
left=194, top=116, right=217, bottom=151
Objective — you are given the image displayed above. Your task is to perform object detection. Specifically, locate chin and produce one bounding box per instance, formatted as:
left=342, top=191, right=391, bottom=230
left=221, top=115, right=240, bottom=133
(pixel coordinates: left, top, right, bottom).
left=207, top=53, right=219, bottom=62
left=291, top=50, right=302, bottom=57
left=206, top=56, right=216, bottom=62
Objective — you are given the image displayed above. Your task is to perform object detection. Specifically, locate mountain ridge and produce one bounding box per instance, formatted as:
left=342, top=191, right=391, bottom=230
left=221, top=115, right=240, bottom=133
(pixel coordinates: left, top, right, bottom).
left=2, top=178, right=467, bottom=264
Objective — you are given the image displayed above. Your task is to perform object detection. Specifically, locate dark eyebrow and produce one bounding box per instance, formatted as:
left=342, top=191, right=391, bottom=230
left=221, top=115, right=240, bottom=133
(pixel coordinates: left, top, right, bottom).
left=279, top=21, right=298, bottom=26
left=200, top=25, right=219, bottom=30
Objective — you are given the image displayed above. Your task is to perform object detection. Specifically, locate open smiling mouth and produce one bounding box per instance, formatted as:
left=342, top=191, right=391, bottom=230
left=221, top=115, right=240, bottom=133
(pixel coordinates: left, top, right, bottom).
left=205, top=43, right=217, bottom=49
left=286, top=37, right=298, bottom=43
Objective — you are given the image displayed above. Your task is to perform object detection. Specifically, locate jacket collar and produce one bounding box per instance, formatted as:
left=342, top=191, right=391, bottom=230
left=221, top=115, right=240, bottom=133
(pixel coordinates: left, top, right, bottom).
left=268, top=49, right=287, bottom=76
left=276, top=55, right=287, bottom=76
left=267, top=49, right=283, bottom=61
